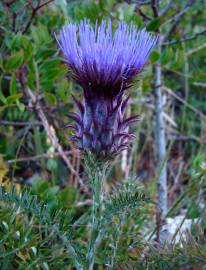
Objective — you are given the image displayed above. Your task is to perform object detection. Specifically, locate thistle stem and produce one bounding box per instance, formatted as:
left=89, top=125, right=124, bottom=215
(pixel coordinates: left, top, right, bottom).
left=108, top=217, right=122, bottom=269
left=85, top=155, right=107, bottom=270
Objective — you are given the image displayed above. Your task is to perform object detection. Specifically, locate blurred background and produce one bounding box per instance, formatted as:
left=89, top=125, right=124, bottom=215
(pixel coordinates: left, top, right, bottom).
left=0, top=0, right=206, bottom=269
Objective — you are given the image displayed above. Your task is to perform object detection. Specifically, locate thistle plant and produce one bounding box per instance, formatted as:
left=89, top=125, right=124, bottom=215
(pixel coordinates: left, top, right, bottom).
left=55, top=20, right=157, bottom=269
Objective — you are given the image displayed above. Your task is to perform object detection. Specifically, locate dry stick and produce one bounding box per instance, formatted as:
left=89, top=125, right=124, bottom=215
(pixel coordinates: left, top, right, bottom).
left=179, top=45, right=190, bottom=133
left=193, top=82, right=206, bottom=88
left=23, top=0, right=54, bottom=34
left=0, top=120, right=42, bottom=126
left=7, top=150, right=74, bottom=164
left=152, top=0, right=194, bottom=242
left=25, top=87, right=88, bottom=192
left=163, top=86, right=206, bottom=120
left=151, top=0, right=168, bottom=241
left=12, top=12, right=17, bottom=32
left=151, top=0, right=158, bottom=17
left=136, top=6, right=152, bottom=21
left=162, top=0, right=193, bottom=27
left=154, top=36, right=168, bottom=223
left=163, top=29, right=206, bottom=46
left=159, top=0, right=173, bottom=16
left=162, top=0, right=194, bottom=42
left=156, top=63, right=192, bottom=79
left=121, top=102, right=131, bottom=180
left=136, top=0, right=151, bottom=5
left=126, top=0, right=151, bottom=5
left=11, top=123, right=33, bottom=181
left=186, top=43, right=206, bottom=56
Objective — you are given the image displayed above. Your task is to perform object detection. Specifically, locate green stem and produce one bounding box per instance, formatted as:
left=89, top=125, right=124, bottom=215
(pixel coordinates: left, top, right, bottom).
left=85, top=155, right=107, bottom=270
left=108, top=217, right=122, bottom=269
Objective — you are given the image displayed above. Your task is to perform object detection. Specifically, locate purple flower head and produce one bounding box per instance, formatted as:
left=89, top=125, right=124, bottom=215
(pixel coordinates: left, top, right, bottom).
left=55, top=20, right=157, bottom=99
left=55, top=20, right=157, bottom=158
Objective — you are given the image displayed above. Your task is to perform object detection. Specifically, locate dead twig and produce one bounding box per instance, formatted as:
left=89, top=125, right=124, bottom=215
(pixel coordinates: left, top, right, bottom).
left=162, top=0, right=194, bottom=42
left=186, top=43, right=206, bottom=56
left=136, top=6, right=152, bottom=21
left=159, top=0, right=173, bottom=16
left=23, top=0, right=54, bottom=34
left=163, top=30, right=206, bottom=46
left=151, top=0, right=158, bottom=17
left=162, top=86, right=206, bottom=120
left=18, top=68, right=87, bottom=192
left=7, top=150, right=74, bottom=164
left=24, top=87, right=88, bottom=192
left=0, top=120, right=42, bottom=126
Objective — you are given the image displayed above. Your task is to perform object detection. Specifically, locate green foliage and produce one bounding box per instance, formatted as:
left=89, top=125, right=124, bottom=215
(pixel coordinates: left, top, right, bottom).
left=147, top=17, right=163, bottom=32
left=5, top=51, right=24, bottom=71
left=0, top=178, right=152, bottom=269
left=150, top=50, right=160, bottom=63
left=138, top=229, right=206, bottom=270
left=0, top=186, right=87, bottom=270
left=104, top=182, right=151, bottom=218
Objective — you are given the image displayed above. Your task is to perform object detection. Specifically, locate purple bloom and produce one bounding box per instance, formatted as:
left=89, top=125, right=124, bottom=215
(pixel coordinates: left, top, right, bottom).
left=55, top=20, right=157, bottom=158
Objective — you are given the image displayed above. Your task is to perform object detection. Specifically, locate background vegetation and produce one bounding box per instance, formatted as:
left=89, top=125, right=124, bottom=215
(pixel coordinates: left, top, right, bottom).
left=0, top=0, right=206, bottom=269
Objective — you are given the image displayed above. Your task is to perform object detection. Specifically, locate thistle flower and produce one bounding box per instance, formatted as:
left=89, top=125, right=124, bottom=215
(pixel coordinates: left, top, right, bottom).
left=55, top=20, right=157, bottom=158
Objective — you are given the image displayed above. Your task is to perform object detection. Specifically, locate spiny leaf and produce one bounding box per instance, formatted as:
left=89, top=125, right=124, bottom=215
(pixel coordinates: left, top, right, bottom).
left=103, top=183, right=151, bottom=218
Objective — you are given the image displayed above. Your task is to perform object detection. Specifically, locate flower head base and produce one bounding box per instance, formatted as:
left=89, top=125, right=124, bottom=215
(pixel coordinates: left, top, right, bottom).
left=67, top=94, right=139, bottom=158
left=56, top=20, right=157, bottom=158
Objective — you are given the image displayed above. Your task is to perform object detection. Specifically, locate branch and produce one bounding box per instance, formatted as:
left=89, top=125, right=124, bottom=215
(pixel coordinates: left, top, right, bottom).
left=137, top=0, right=151, bottom=5
left=136, top=6, right=152, bottom=21
left=125, top=0, right=151, bottom=5
left=162, top=0, right=193, bottom=26
left=7, top=150, right=74, bottom=164
left=159, top=0, right=173, bottom=16
left=17, top=67, right=87, bottom=192
left=22, top=0, right=54, bottom=34
left=163, top=30, right=206, bottom=46
left=25, top=87, right=88, bottom=192
left=150, top=0, right=168, bottom=241
left=4, top=0, right=17, bottom=6
left=192, top=82, right=206, bottom=88
left=153, top=38, right=168, bottom=229
left=0, top=120, right=42, bottom=126
left=162, top=86, right=206, bottom=120
left=12, top=11, right=17, bottom=32
left=151, top=0, right=158, bottom=17
left=186, top=43, right=206, bottom=56
left=162, top=0, right=194, bottom=42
